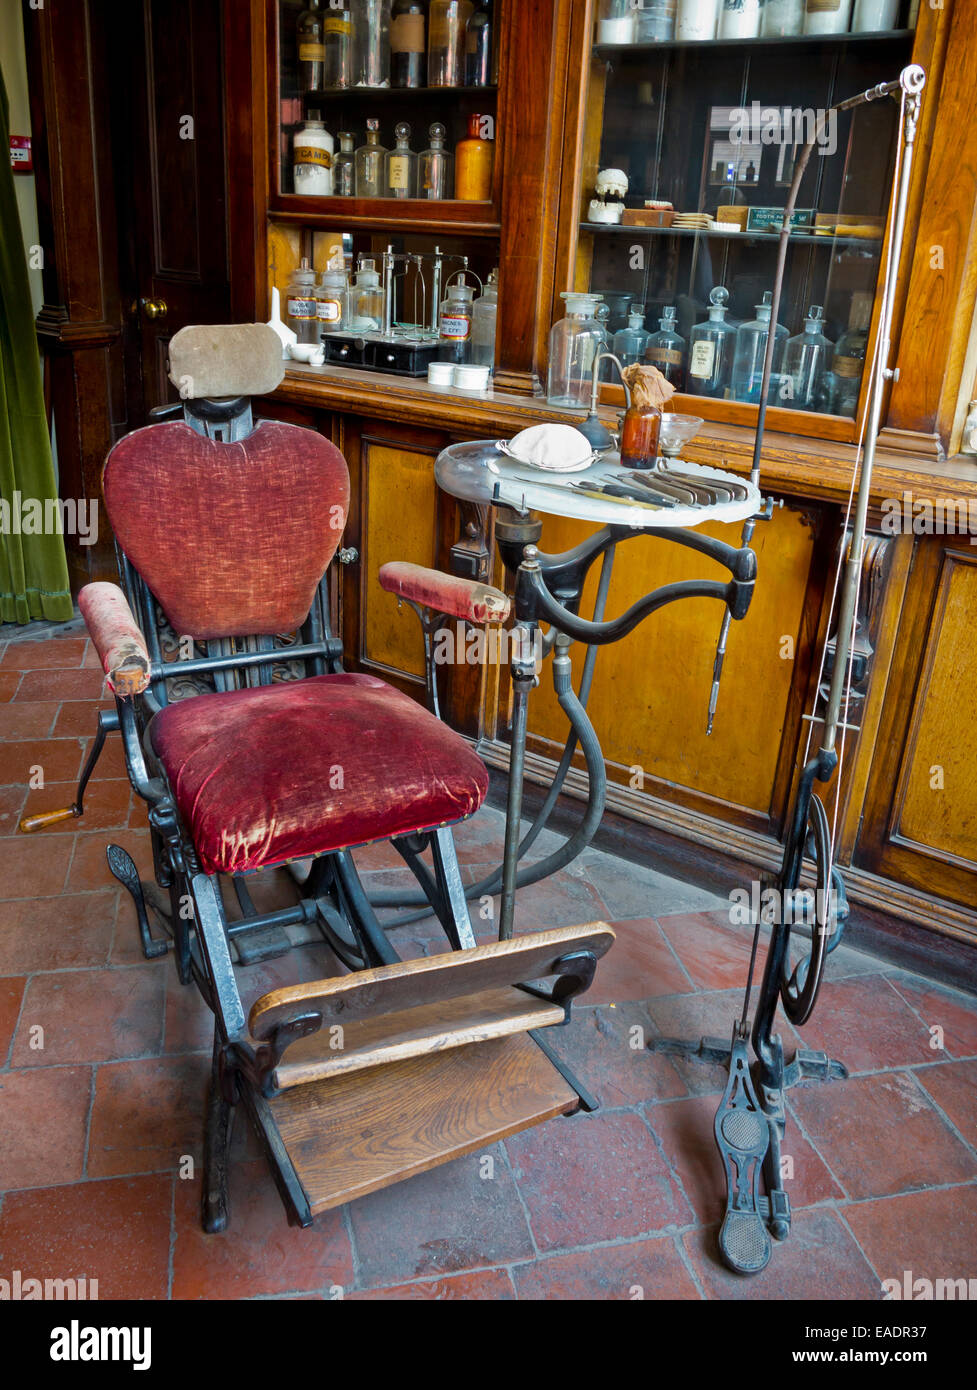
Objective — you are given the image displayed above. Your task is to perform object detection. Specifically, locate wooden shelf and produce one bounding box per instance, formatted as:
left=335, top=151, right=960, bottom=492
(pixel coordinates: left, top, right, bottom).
left=269, top=193, right=500, bottom=237
left=580, top=221, right=883, bottom=250
left=593, top=30, right=915, bottom=60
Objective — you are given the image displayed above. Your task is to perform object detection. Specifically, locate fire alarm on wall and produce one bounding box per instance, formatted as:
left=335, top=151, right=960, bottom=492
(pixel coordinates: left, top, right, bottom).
left=10, top=136, right=33, bottom=174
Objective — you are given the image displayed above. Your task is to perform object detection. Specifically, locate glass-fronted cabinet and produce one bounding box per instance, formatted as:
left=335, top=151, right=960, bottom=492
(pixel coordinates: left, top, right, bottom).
left=559, top=0, right=921, bottom=433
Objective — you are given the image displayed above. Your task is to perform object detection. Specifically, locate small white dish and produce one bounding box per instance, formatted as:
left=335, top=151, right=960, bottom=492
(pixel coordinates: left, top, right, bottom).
left=427, top=362, right=455, bottom=385
left=287, top=342, right=325, bottom=365
left=453, top=364, right=490, bottom=392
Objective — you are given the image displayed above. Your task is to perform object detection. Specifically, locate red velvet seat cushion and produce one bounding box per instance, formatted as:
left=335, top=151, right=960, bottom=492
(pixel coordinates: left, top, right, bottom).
left=150, top=674, right=488, bottom=875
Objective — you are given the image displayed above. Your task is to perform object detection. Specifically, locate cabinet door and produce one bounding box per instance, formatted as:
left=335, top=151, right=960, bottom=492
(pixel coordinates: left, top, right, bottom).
left=856, top=536, right=977, bottom=917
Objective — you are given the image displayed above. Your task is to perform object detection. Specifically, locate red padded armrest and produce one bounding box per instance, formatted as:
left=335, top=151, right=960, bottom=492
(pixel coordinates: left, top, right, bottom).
left=378, top=562, right=511, bottom=624
left=78, top=582, right=151, bottom=697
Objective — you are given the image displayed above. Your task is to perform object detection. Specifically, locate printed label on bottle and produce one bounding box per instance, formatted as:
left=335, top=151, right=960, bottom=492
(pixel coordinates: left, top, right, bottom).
left=391, top=13, right=425, bottom=52
left=317, top=299, right=342, bottom=322
left=689, top=340, right=716, bottom=378
left=440, top=313, right=472, bottom=341
left=806, top=0, right=842, bottom=10
left=298, top=42, right=326, bottom=61
left=295, top=147, right=333, bottom=168
left=648, top=347, right=682, bottom=366
left=287, top=297, right=319, bottom=320
left=322, top=17, right=352, bottom=34
left=832, top=354, right=862, bottom=378
left=388, top=156, right=409, bottom=190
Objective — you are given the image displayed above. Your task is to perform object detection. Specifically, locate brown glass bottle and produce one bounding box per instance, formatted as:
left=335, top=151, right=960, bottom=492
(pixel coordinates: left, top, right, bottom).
left=619, top=404, right=662, bottom=469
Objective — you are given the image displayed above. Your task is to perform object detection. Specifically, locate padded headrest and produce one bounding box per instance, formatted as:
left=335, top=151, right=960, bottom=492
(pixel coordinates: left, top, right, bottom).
left=167, top=324, right=285, bottom=400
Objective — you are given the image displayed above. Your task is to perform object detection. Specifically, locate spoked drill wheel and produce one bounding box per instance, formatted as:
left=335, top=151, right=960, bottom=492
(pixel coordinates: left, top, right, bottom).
left=779, top=790, right=833, bottom=1027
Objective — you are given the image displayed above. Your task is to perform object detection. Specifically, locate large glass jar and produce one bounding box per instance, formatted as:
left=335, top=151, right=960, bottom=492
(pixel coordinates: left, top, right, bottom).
left=546, top=293, right=604, bottom=408
left=730, top=293, right=788, bottom=404
left=428, top=1, right=473, bottom=86
left=351, top=0, right=391, bottom=87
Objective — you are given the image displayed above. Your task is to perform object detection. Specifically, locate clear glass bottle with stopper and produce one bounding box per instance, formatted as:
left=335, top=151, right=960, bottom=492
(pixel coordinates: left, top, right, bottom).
left=419, top=123, right=453, bottom=200
left=317, top=265, right=348, bottom=333
left=645, top=306, right=686, bottom=390
left=333, top=132, right=355, bottom=196
left=612, top=305, right=650, bottom=367
left=438, top=274, right=477, bottom=364
left=297, top=0, right=326, bottom=94
left=731, top=291, right=788, bottom=403
left=355, top=119, right=386, bottom=196
left=546, top=292, right=604, bottom=408
left=321, top=1, right=352, bottom=87
left=351, top=0, right=392, bottom=87
left=285, top=259, right=321, bottom=345
left=687, top=286, right=735, bottom=398
left=350, top=258, right=385, bottom=328
left=781, top=305, right=834, bottom=412
left=471, top=268, right=499, bottom=367
left=385, top=122, right=417, bottom=198
left=832, top=291, right=871, bottom=417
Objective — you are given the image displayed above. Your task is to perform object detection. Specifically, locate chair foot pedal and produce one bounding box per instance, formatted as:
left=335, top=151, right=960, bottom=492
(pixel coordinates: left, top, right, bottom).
left=714, top=1025, right=772, bottom=1275
left=649, top=1034, right=731, bottom=1065
left=106, top=845, right=167, bottom=959
left=234, top=925, right=292, bottom=964
left=784, top=1048, right=849, bottom=1087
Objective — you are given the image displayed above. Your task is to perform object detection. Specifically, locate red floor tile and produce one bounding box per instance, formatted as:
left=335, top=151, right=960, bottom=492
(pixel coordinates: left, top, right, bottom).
left=545, top=1001, right=687, bottom=1108
left=792, top=976, right=937, bottom=1073
left=512, top=1235, right=701, bottom=1300
left=0, top=892, right=117, bottom=974
left=915, top=1058, right=977, bottom=1144
left=0, top=701, right=60, bottom=739
left=648, top=1092, right=843, bottom=1225
left=0, top=671, right=22, bottom=701
left=658, top=910, right=758, bottom=991
left=0, top=737, right=84, bottom=787
left=66, top=827, right=154, bottom=893
left=351, top=1269, right=515, bottom=1300
left=14, top=669, right=106, bottom=703
left=584, top=918, right=693, bottom=1004
left=508, top=868, right=609, bottom=930
left=0, top=784, right=26, bottom=834
left=171, top=1158, right=353, bottom=1299
left=684, top=1207, right=881, bottom=1299
left=11, top=964, right=165, bottom=1067
left=0, top=975, right=25, bottom=1060
left=0, top=1066, right=92, bottom=1189
left=0, top=1174, right=172, bottom=1299
left=52, top=699, right=115, bottom=738
left=0, top=637, right=88, bottom=669
left=644, top=989, right=786, bottom=1097
left=162, top=972, right=215, bottom=1055
left=888, top=977, right=977, bottom=1060
left=842, top=1185, right=977, bottom=1290
left=347, top=1145, right=535, bottom=1287
left=506, top=1109, right=693, bottom=1252
left=18, top=778, right=133, bottom=833
left=88, top=1053, right=210, bottom=1178
left=86, top=733, right=131, bottom=782
left=790, top=1071, right=977, bottom=1200
left=0, top=831, right=74, bottom=898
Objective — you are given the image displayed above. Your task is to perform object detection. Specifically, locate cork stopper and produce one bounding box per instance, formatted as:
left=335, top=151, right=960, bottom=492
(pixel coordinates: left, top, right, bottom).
left=622, top=362, right=676, bottom=410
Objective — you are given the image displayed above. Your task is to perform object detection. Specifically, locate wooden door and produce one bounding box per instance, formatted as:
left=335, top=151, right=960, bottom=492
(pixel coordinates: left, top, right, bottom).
left=106, top=0, right=230, bottom=418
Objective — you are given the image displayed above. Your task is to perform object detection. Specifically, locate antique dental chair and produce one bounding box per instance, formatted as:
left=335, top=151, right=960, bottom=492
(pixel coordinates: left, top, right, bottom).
left=21, top=324, right=613, bottom=1230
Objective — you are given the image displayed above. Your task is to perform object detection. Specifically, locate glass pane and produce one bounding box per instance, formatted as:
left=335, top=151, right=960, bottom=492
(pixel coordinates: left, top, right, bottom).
left=577, top=11, right=917, bottom=416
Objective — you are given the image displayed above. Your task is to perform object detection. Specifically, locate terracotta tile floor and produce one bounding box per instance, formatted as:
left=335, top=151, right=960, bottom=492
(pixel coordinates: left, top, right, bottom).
left=1, top=619, right=976, bottom=1301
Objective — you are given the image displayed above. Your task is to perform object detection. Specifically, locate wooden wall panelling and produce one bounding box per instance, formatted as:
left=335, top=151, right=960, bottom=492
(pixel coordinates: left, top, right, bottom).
left=25, top=0, right=124, bottom=588
left=226, top=0, right=264, bottom=323
left=856, top=535, right=977, bottom=920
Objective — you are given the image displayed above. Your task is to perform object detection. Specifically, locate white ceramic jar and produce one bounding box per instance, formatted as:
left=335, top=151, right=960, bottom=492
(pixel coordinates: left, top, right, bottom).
left=803, top=0, right=853, bottom=35
left=718, top=0, right=761, bottom=38
left=677, top=0, right=720, bottom=40
left=851, top=0, right=899, bottom=29
left=293, top=121, right=335, bottom=196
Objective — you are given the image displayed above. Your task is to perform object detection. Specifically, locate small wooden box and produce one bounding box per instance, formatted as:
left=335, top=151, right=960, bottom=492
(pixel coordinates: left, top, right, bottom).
left=621, top=207, right=674, bottom=228
left=714, top=205, right=748, bottom=230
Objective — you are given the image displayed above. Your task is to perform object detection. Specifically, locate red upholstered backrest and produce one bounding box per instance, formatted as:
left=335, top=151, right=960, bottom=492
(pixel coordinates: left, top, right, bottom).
left=103, top=421, right=350, bottom=640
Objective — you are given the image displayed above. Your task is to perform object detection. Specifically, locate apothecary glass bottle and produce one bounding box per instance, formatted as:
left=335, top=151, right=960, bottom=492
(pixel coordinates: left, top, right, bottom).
left=355, top=119, right=386, bottom=196
left=438, top=279, right=476, bottom=364
left=803, top=0, right=852, bottom=35
left=471, top=268, right=499, bottom=367
left=285, top=259, right=321, bottom=345
left=832, top=292, right=871, bottom=417
left=351, top=259, right=385, bottom=327
left=390, top=0, right=426, bottom=87
left=781, top=305, right=834, bottom=412
left=546, top=293, right=604, bottom=408
left=761, top=0, right=803, bottom=35
left=297, top=0, right=326, bottom=93
left=466, top=2, right=493, bottom=87
left=317, top=267, right=348, bottom=332
left=731, top=292, right=788, bottom=404
left=718, top=0, right=760, bottom=39
left=385, top=121, right=417, bottom=198
left=333, top=131, right=355, bottom=195
left=612, top=306, right=650, bottom=367
left=428, top=1, right=473, bottom=86
left=351, top=0, right=392, bottom=87
left=597, top=0, right=636, bottom=44
left=293, top=119, right=335, bottom=196
left=645, top=306, right=686, bottom=391
left=321, top=1, right=353, bottom=88
left=419, top=123, right=453, bottom=199
left=676, top=0, right=719, bottom=41
left=687, top=287, right=735, bottom=398
left=635, top=0, right=677, bottom=41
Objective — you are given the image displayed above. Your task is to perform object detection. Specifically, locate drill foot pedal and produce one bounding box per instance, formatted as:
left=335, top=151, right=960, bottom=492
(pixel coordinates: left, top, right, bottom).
left=714, top=1024, right=772, bottom=1275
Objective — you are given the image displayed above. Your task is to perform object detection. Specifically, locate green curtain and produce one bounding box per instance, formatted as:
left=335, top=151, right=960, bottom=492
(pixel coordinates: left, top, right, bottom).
left=0, top=67, right=72, bottom=624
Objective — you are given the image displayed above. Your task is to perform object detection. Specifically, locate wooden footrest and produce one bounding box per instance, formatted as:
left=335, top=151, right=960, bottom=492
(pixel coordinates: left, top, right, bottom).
left=269, top=1031, right=577, bottom=1215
